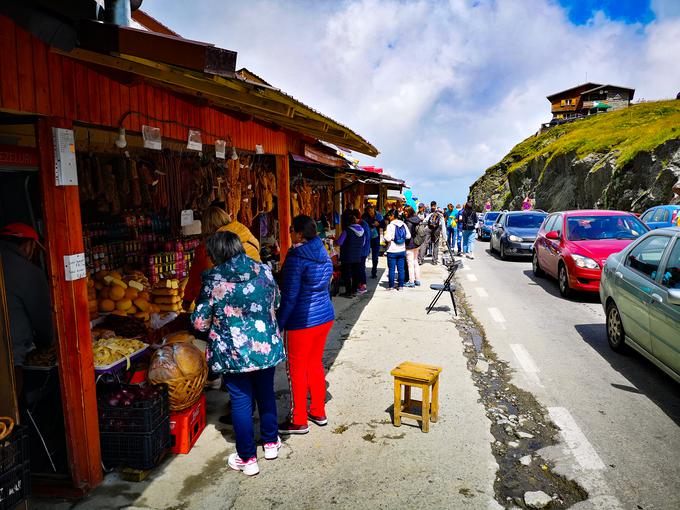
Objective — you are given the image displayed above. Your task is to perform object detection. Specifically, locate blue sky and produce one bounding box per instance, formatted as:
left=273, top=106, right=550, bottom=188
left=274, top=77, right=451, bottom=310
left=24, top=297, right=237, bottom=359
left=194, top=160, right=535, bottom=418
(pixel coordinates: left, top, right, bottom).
left=558, top=0, right=655, bottom=24
left=141, top=0, right=680, bottom=206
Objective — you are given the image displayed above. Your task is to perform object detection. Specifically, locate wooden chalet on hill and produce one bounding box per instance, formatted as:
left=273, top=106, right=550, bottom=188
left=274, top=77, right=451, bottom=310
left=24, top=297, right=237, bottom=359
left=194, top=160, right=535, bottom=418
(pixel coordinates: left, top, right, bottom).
left=547, top=82, right=635, bottom=121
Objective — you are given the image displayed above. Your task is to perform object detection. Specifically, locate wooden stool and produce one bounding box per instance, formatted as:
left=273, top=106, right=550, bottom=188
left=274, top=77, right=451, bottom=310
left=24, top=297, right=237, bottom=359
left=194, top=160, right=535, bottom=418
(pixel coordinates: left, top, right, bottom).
left=390, top=361, right=442, bottom=432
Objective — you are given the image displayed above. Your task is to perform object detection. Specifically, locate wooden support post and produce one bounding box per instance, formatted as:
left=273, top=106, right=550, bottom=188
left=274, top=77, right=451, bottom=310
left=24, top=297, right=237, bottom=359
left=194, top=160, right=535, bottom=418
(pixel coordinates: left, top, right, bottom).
left=276, top=155, right=291, bottom=260
left=36, top=118, right=102, bottom=491
left=334, top=173, right=342, bottom=237
left=0, top=258, right=19, bottom=422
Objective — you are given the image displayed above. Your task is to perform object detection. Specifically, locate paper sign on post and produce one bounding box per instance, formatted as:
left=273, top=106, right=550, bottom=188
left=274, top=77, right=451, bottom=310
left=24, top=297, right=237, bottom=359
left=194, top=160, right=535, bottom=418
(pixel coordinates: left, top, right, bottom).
left=143, top=125, right=162, bottom=150
left=187, top=130, right=202, bottom=151
left=180, top=209, right=194, bottom=227
left=215, top=139, right=226, bottom=159
left=53, top=128, right=78, bottom=186
left=64, top=253, right=87, bottom=281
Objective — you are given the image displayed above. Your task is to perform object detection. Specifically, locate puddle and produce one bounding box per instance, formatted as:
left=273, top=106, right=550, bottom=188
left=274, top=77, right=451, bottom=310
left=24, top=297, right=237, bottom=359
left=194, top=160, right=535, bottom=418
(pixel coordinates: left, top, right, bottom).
left=453, top=290, right=588, bottom=509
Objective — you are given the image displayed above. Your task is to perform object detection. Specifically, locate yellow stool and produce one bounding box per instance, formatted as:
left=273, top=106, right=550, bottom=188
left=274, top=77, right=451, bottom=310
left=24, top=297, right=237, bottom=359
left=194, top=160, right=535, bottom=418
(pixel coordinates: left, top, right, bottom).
left=390, top=361, right=442, bottom=432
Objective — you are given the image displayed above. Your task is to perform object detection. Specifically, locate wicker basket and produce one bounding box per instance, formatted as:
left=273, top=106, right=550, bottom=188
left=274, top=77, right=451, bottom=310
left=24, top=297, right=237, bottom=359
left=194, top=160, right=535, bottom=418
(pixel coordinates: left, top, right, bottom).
left=160, top=369, right=208, bottom=411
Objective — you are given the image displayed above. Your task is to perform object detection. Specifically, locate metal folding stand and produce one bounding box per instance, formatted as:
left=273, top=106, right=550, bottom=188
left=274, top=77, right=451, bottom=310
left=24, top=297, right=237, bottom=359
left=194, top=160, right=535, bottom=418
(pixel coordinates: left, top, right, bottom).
left=426, top=254, right=461, bottom=315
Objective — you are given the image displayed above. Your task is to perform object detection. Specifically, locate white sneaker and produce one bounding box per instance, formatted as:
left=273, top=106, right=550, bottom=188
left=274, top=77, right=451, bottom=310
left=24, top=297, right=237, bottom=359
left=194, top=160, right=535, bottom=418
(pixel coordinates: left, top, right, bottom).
left=228, top=453, right=260, bottom=476
left=263, top=437, right=282, bottom=460
left=468, top=254, right=474, bottom=259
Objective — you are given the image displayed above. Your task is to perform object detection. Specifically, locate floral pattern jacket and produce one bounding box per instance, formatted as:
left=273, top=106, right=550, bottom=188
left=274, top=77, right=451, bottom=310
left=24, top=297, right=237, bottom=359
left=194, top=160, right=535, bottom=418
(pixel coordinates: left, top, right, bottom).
left=190, top=253, right=285, bottom=373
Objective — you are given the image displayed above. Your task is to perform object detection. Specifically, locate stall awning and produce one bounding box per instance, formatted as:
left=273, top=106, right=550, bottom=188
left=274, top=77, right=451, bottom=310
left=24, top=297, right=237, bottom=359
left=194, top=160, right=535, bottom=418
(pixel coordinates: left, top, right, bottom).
left=57, top=21, right=379, bottom=157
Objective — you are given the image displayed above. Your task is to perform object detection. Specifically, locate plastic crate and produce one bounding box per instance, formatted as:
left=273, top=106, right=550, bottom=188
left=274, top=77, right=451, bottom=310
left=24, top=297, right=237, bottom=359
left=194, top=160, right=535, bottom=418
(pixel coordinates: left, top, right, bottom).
left=169, top=394, right=206, bottom=454
left=100, top=417, right=170, bottom=470
left=0, top=426, right=29, bottom=476
left=98, top=385, right=169, bottom=434
left=0, top=461, right=30, bottom=510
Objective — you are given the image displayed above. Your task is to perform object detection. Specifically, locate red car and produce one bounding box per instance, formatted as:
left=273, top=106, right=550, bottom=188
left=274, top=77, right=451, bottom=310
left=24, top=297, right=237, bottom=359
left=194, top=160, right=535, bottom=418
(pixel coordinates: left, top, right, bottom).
left=532, top=210, right=649, bottom=297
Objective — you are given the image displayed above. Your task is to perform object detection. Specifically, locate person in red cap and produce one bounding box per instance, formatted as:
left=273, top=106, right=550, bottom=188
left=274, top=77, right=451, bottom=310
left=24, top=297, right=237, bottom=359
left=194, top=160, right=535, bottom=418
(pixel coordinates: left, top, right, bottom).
left=0, top=222, right=54, bottom=384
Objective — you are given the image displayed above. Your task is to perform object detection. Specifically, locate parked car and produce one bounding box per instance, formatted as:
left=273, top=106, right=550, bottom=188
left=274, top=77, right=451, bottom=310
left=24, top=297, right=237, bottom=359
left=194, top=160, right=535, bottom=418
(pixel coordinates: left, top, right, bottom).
left=640, top=205, right=680, bottom=230
left=490, top=211, right=547, bottom=259
left=532, top=210, right=649, bottom=297
left=599, top=227, right=680, bottom=383
left=477, top=211, right=501, bottom=241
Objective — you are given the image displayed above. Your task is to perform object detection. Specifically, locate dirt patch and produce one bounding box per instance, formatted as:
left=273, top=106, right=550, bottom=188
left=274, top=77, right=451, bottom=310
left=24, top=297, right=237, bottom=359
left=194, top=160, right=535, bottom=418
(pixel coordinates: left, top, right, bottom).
left=453, top=290, right=588, bottom=509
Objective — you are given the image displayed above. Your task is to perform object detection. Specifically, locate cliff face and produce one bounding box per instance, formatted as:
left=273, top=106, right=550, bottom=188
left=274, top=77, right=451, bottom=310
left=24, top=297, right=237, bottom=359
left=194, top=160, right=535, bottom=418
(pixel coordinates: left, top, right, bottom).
left=469, top=100, right=680, bottom=212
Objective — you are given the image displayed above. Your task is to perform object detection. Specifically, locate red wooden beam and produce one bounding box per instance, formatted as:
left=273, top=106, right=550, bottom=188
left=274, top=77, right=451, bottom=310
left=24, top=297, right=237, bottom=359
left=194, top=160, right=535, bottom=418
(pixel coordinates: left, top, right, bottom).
left=276, top=155, right=292, bottom=260
left=36, top=118, right=102, bottom=492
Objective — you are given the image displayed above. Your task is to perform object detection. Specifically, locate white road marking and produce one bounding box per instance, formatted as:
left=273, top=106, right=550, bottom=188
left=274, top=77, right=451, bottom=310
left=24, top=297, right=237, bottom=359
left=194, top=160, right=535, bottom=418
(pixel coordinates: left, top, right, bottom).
left=510, top=344, right=543, bottom=387
left=475, top=287, right=489, bottom=298
left=548, top=407, right=605, bottom=470
left=548, top=407, right=622, bottom=508
left=466, top=273, right=478, bottom=282
left=488, top=307, right=505, bottom=323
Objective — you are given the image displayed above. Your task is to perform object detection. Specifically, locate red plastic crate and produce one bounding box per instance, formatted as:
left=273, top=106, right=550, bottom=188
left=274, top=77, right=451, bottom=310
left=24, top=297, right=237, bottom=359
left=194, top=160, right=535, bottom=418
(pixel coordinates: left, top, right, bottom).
left=169, top=394, right=206, bottom=454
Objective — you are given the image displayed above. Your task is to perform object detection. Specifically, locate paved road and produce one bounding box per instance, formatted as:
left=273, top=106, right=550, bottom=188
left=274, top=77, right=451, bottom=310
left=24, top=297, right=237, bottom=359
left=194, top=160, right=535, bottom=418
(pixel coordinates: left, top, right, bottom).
left=460, top=241, right=680, bottom=510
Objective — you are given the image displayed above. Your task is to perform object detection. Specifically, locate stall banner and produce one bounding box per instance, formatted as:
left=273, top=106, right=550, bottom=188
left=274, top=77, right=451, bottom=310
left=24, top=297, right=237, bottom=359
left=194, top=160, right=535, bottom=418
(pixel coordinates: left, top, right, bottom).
left=0, top=145, right=39, bottom=168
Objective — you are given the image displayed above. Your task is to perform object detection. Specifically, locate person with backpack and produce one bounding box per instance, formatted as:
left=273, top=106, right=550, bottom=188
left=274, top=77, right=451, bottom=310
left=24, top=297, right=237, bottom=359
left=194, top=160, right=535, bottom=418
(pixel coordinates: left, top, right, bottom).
left=403, top=206, right=422, bottom=288
left=383, top=209, right=411, bottom=290
left=336, top=210, right=366, bottom=297
left=425, top=201, right=443, bottom=265
left=455, top=205, right=464, bottom=255
left=445, top=203, right=458, bottom=251
left=461, top=201, right=478, bottom=259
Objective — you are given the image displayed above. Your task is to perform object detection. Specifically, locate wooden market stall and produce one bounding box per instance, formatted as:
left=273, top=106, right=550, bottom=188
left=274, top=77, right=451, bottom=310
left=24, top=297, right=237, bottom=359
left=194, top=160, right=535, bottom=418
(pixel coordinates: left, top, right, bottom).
left=0, top=3, right=377, bottom=499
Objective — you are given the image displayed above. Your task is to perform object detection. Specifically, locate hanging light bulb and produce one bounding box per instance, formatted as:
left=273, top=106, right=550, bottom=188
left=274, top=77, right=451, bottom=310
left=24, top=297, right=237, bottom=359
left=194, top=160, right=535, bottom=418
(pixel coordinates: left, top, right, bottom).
left=114, top=127, right=127, bottom=149
left=230, top=146, right=239, bottom=160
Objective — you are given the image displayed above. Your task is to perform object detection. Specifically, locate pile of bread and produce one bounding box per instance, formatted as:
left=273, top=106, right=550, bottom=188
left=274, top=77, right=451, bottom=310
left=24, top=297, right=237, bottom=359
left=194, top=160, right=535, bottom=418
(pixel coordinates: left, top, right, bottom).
left=91, top=270, right=157, bottom=321
left=150, top=278, right=187, bottom=314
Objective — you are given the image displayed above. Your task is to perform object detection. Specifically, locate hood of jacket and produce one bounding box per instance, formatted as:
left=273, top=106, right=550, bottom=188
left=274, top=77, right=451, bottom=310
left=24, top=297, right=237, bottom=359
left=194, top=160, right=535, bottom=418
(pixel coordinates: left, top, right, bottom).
left=207, top=253, right=259, bottom=283
left=348, top=224, right=365, bottom=237
left=405, top=216, right=421, bottom=226
left=288, top=236, right=330, bottom=264
left=390, top=219, right=406, bottom=228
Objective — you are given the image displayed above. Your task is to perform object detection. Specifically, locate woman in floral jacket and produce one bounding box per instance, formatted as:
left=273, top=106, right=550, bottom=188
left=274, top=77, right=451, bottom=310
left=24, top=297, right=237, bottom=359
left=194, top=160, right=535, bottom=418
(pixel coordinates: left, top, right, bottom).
left=191, top=231, right=285, bottom=476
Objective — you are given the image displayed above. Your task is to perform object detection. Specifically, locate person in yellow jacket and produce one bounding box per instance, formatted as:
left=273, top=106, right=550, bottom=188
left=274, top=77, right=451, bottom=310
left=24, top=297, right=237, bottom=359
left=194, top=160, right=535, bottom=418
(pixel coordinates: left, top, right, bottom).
left=184, top=206, right=261, bottom=305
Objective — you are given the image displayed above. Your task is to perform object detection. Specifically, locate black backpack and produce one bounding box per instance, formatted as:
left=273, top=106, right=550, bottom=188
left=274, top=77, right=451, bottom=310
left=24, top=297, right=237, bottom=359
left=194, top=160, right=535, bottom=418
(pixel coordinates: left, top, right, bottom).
left=414, top=223, right=429, bottom=247
left=427, top=213, right=441, bottom=230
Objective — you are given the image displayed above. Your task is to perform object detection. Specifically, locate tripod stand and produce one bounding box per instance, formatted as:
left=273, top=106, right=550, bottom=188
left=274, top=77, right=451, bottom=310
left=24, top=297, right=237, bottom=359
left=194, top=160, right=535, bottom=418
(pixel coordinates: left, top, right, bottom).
left=426, top=257, right=461, bottom=315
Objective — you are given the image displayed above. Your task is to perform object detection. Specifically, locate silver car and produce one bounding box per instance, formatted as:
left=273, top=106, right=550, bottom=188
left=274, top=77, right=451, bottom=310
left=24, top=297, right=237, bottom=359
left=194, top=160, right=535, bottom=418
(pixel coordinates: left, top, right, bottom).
left=599, top=227, right=680, bottom=383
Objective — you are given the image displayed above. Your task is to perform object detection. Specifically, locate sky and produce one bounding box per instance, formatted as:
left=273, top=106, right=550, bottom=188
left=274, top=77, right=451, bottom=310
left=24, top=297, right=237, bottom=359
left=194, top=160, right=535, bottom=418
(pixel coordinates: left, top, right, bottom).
left=141, top=0, right=680, bottom=206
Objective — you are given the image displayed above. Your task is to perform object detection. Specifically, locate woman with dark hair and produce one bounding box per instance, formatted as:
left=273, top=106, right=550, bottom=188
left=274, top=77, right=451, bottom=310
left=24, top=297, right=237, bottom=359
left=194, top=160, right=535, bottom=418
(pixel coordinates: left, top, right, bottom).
left=191, top=231, right=284, bottom=476
left=277, top=215, right=335, bottom=435
left=403, top=206, right=422, bottom=287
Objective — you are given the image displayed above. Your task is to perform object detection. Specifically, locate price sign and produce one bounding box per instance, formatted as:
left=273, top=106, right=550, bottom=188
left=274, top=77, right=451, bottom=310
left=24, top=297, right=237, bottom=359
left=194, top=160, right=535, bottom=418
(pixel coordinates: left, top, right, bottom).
left=64, top=253, right=87, bottom=281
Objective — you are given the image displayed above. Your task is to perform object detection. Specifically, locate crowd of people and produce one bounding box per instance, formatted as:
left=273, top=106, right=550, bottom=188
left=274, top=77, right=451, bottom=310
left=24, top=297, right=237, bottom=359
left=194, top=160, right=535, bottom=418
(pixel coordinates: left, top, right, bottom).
left=184, top=197, right=483, bottom=475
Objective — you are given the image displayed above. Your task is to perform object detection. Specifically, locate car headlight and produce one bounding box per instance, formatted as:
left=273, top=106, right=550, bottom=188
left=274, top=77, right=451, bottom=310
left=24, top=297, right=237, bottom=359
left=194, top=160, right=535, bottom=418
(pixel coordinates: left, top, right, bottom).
left=508, top=235, right=523, bottom=242
left=571, top=254, right=600, bottom=269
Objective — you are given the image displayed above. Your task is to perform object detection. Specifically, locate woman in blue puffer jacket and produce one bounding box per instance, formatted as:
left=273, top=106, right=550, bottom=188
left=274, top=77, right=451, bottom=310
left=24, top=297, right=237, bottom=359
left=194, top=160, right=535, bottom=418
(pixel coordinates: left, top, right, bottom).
left=277, top=215, right=335, bottom=435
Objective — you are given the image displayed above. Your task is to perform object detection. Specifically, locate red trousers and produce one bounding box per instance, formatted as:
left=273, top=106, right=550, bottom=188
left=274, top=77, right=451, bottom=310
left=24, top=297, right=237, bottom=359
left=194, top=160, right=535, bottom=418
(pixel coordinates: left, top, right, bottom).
left=286, top=320, right=333, bottom=425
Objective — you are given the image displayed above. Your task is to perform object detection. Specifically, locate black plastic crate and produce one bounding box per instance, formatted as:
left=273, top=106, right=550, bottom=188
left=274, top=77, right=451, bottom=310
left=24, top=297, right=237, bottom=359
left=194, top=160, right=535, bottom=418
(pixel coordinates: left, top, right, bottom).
left=0, top=462, right=30, bottom=510
left=100, top=417, right=170, bottom=470
left=0, top=426, right=29, bottom=475
left=98, top=385, right=169, bottom=434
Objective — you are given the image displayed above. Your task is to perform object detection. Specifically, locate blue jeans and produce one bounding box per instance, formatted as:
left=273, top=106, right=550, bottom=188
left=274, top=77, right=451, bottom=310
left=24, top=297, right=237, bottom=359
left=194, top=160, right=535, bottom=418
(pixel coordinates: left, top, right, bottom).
left=386, top=251, right=406, bottom=288
left=370, top=236, right=380, bottom=276
left=462, top=230, right=475, bottom=254
left=446, top=227, right=456, bottom=249
left=223, top=366, right=279, bottom=460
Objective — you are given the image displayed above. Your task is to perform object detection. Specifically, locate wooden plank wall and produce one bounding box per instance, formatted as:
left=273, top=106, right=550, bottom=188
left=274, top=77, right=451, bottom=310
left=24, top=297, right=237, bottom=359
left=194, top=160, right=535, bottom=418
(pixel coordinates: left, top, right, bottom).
left=0, top=15, right=288, bottom=155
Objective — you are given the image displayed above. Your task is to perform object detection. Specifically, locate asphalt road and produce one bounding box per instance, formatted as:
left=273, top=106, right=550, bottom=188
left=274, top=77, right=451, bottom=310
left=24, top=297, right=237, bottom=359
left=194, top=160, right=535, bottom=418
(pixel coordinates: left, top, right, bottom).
left=459, top=240, right=680, bottom=510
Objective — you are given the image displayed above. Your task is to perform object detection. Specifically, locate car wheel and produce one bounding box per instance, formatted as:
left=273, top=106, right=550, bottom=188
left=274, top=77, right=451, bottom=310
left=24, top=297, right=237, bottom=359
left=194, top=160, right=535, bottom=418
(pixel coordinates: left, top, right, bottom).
left=532, top=250, right=545, bottom=277
left=500, top=242, right=506, bottom=260
left=558, top=263, right=571, bottom=298
left=606, top=302, right=627, bottom=353
left=490, top=237, right=496, bottom=253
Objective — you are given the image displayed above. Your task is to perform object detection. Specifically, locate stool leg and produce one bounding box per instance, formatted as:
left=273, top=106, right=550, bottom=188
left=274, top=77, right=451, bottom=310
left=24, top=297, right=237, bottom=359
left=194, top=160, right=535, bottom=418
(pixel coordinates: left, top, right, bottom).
left=431, top=377, right=439, bottom=422
left=404, top=385, right=411, bottom=412
left=421, top=384, right=430, bottom=433
left=393, top=380, right=402, bottom=427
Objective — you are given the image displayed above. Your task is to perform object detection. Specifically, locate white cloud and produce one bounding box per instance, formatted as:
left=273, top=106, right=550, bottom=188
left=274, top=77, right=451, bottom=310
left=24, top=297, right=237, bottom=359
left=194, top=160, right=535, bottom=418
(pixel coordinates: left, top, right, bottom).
left=142, top=0, right=680, bottom=205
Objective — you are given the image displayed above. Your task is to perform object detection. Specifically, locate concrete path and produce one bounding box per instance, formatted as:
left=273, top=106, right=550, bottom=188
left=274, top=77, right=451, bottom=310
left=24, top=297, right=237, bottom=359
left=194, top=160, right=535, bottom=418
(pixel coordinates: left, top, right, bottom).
left=39, top=257, right=498, bottom=510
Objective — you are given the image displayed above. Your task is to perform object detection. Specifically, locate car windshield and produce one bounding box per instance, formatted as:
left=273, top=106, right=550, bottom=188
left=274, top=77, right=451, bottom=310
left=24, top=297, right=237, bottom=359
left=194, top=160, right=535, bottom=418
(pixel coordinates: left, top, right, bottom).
left=506, top=214, right=546, bottom=228
left=566, top=215, right=647, bottom=241
left=484, top=212, right=500, bottom=222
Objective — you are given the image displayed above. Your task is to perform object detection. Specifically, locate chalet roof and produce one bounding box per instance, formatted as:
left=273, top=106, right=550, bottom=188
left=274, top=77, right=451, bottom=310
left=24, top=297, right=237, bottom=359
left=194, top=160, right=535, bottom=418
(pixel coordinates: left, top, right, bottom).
left=547, top=83, right=602, bottom=101
left=581, top=84, right=636, bottom=99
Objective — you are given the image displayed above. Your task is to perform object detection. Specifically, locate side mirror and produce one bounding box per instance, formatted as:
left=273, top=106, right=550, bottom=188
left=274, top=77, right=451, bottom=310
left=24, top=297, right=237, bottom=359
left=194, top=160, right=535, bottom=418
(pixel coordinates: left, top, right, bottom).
left=546, top=230, right=560, bottom=240
left=668, top=289, right=680, bottom=306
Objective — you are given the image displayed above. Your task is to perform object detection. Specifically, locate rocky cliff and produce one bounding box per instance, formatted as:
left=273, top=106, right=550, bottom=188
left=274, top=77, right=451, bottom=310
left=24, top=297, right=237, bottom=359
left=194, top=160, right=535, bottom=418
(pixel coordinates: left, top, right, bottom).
left=469, top=100, right=680, bottom=212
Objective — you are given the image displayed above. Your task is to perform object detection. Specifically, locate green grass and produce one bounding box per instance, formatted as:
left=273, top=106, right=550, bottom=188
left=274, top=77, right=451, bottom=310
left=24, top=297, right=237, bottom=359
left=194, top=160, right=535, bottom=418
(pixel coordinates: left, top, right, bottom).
left=502, top=100, right=680, bottom=177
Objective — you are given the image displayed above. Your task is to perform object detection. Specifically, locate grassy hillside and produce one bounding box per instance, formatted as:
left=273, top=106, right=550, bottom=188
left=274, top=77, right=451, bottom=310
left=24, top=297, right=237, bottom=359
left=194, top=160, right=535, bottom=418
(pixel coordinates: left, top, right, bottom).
left=503, top=99, right=680, bottom=175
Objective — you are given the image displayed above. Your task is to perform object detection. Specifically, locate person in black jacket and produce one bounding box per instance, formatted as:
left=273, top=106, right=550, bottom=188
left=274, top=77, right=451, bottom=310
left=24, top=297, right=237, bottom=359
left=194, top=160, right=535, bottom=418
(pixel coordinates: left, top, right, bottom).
left=461, top=202, right=478, bottom=259
left=336, top=210, right=367, bottom=297
left=361, top=205, right=384, bottom=279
